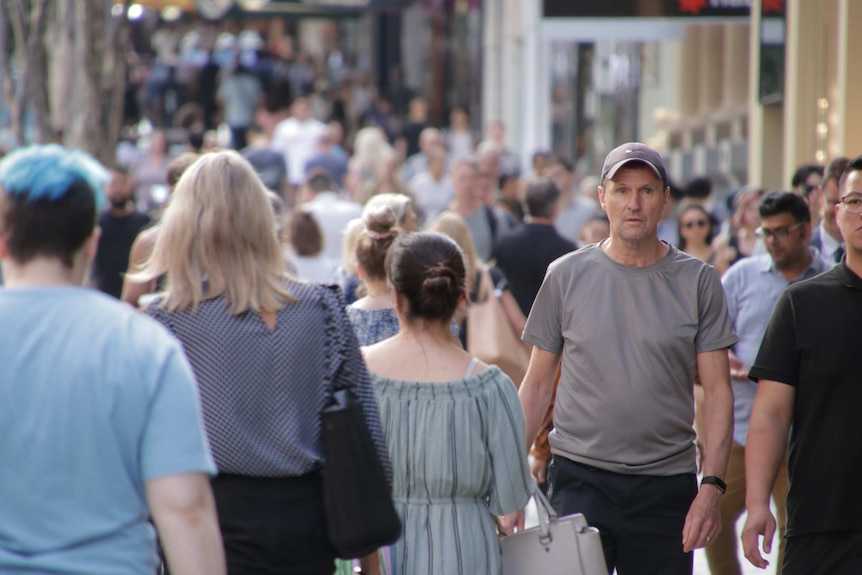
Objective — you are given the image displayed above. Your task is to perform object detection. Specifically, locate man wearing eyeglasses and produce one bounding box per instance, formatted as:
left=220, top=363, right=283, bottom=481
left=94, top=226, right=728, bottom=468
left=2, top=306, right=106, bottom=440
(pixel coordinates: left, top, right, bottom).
left=742, top=155, right=862, bottom=574
left=703, top=192, right=830, bottom=575
left=809, top=157, right=851, bottom=267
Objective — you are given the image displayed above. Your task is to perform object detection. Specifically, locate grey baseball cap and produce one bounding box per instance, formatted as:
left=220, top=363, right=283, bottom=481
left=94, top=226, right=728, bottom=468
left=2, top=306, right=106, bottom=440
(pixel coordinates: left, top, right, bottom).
left=601, top=142, right=668, bottom=187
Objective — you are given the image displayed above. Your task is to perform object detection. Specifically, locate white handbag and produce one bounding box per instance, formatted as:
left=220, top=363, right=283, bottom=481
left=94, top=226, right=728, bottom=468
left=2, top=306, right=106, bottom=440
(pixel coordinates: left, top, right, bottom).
left=500, top=490, right=609, bottom=575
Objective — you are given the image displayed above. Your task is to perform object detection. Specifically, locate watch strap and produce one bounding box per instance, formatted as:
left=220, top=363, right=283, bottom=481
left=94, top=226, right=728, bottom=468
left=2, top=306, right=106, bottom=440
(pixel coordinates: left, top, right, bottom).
left=701, top=475, right=727, bottom=494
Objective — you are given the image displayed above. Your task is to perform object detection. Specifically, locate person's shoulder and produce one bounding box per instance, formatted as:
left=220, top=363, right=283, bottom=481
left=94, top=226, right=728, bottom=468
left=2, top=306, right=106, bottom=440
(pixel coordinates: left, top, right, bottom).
left=132, top=211, right=151, bottom=226
left=723, top=253, right=769, bottom=281
left=549, top=242, right=599, bottom=271
left=788, top=264, right=842, bottom=294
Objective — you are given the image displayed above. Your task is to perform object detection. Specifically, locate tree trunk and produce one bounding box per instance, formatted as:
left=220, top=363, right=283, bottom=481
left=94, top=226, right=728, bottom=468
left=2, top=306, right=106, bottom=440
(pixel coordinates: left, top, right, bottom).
left=102, top=0, right=129, bottom=164
left=50, top=0, right=78, bottom=140
left=0, top=5, right=12, bottom=144
left=70, top=0, right=106, bottom=161
left=27, top=0, right=53, bottom=143
left=7, top=0, right=30, bottom=146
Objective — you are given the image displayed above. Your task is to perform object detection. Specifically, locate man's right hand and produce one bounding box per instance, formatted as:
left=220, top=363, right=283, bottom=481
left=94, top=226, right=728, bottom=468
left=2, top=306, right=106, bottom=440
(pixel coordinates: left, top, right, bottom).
left=728, top=350, right=748, bottom=380
left=530, top=458, right=549, bottom=484
left=741, top=505, right=776, bottom=569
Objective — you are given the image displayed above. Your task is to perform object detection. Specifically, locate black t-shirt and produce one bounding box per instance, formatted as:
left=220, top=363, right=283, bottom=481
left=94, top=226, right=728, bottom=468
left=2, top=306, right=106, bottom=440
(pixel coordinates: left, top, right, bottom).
left=92, top=210, right=151, bottom=299
left=492, top=223, right=577, bottom=317
left=400, top=121, right=429, bottom=158
left=749, top=263, right=862, bottom=537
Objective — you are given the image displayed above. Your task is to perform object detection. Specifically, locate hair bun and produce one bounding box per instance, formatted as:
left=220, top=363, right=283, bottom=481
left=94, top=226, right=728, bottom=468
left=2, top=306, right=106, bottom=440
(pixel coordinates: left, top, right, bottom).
left=421, top=263, right=458, bottom=298
left=363, top=204, right=398, bottom=238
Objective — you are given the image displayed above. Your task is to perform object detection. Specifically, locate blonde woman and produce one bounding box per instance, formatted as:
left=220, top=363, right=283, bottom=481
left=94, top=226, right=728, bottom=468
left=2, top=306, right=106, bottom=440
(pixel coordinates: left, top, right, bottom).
left=430, top=211, right=526, bottom=347
left=346, top=194, right=419, bottom=346
left=132, top=150, right=390, bottom=575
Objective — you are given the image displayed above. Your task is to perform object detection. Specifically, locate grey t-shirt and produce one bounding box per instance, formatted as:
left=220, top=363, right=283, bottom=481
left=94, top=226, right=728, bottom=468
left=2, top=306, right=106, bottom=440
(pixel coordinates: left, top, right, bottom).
left=523, top=242, right=737, bottom=476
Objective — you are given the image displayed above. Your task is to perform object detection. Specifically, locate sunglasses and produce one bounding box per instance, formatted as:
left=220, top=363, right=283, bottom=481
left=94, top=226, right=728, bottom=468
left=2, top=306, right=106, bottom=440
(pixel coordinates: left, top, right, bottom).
left=682, top=220, right=709, bottom=229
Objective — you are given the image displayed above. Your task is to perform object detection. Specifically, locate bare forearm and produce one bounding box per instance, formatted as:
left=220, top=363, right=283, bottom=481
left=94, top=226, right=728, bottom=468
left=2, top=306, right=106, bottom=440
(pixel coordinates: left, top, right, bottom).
left=518, top=350, right=559, bottom=452
left=155, top=499, right=226, bottom=575
left=148, top=477, right=226, bottom=575
left=744, top=411, right=789, bottom=510
left=699, top=381, right=733, bottom=480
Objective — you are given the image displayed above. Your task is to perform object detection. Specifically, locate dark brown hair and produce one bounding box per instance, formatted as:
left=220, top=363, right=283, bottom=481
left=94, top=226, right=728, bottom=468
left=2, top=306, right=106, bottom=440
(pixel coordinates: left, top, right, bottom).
left=387, top=232, right=466, bottom=323
left=1, top=179, right=96, bottom=268
left=167, top=153, right=201, bottom=189
left=287, top=208, right=324, bottom=257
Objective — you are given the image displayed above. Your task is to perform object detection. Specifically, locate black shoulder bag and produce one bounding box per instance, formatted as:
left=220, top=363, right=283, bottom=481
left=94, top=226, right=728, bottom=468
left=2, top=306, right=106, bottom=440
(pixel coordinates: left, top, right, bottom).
left=320, top=290, right=402, bottom=559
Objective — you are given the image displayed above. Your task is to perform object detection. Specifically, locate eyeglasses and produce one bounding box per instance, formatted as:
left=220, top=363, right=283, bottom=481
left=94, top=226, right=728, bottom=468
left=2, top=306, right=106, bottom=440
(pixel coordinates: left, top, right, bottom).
left=755, top=222, right=803, bottom=240
left=682, top=220, right=708, bottom=229
left=839, top=195, right=862, bottom=214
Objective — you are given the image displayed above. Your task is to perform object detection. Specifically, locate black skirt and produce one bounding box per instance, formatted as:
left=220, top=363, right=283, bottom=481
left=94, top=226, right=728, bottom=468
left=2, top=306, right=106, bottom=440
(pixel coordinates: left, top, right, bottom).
left=212, top=471, right=336, bottom=575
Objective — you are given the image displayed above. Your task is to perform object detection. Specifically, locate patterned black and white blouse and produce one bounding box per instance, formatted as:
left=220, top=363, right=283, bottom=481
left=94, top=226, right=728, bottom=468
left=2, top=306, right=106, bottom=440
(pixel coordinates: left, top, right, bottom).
left=147, top=279, right=389, bottom=479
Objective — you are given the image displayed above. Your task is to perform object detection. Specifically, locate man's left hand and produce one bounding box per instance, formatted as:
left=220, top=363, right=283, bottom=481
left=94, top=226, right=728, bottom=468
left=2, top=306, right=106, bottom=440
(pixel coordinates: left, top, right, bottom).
left=682, top=486, right=722, bottom=552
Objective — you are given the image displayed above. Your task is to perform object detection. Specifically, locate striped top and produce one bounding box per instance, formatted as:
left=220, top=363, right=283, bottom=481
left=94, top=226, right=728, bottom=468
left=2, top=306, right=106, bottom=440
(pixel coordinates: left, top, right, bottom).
left=147, top=280, right=389, bottom=478
left=372, top=366, right=534, bottom=575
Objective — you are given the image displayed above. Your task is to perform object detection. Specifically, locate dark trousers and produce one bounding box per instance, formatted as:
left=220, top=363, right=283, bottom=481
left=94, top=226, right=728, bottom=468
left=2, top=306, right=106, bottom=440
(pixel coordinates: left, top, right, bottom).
left=783, top=531, right=862, bottom=575
left=212, top=472, right=336, bottom=575
left=548, top=456, right=697, bottom=575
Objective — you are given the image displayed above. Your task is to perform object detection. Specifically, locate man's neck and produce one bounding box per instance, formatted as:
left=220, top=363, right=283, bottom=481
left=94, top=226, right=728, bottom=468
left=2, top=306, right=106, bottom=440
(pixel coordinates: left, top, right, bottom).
left=846, top=251, right=862, bottom=279
left=775, top=250, right=814, bottom=282
left=601, top=236, right=668, bottom=267
left=109, top=202, right=135, bottom=217
left=526, top=216, right=554, bottom=226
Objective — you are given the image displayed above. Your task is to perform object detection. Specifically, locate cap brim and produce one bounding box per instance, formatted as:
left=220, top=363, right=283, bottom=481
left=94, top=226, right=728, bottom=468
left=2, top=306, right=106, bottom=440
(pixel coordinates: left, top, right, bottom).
left=605, top=158, right=664, bottom=183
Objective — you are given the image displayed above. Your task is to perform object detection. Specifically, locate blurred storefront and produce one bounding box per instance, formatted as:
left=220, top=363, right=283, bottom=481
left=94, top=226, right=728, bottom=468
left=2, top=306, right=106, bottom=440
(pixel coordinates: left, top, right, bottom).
left=489, top=0, right=862, bottom=192
left=486, top=0, right=752, bottom=194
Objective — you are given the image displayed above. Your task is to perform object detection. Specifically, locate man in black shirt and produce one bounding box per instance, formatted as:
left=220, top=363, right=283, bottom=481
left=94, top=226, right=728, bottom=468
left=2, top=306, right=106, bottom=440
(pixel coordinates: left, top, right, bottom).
left=743, top=155, right=862, bottom=574
left=492, top=178, right=576, bottom=316
left=91, top=166, right=150, bottom=299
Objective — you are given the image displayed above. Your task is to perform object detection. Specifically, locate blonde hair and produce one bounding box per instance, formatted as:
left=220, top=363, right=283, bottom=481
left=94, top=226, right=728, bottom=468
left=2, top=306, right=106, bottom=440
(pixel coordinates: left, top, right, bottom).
left=341, top=218, right=364, bottom=275
left=429, top=211, right=480, bottom=293
left=130, top=150, right=295, bottom=314
left=356, top=202, right=400, bottom=281
left=363, top=193, right=413, bottom=227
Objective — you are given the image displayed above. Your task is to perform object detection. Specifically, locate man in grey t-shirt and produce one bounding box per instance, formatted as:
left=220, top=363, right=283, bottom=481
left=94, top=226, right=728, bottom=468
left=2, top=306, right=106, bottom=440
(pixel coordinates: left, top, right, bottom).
left=519, top=142, right=737, bottom=574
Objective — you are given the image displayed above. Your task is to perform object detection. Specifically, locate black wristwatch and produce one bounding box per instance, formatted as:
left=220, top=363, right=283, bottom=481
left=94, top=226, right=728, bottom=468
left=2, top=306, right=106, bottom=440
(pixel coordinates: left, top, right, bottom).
left=701, top=475, right=727, bottom=494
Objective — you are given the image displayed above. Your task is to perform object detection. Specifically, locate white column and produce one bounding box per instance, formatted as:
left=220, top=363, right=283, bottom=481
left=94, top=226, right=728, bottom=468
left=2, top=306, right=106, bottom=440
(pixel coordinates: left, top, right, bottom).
left=836, top=0, right=862, bottom=156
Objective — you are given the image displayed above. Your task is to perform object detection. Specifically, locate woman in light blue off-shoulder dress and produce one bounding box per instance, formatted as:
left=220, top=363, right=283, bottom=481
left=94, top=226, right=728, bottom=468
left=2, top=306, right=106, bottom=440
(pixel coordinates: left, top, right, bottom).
left=363, top=232, right=534, bottom=575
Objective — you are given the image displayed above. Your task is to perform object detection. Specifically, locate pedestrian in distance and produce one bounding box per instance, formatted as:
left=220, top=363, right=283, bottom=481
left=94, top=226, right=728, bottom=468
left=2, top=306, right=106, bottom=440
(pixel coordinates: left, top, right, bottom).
left=519, top=142, right=737, bottom=574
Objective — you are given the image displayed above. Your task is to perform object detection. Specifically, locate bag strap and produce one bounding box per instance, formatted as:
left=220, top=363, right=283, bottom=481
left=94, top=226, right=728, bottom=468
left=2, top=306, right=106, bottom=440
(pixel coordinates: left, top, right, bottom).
left=320, top=284, right=350, bottom=395
left=475, top=267, right=494, bottom=304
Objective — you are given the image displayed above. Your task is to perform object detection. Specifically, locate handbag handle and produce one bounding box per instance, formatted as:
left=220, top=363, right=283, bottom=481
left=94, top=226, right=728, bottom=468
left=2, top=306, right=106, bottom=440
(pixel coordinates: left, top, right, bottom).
left=533, top=489, right=558, bottom=543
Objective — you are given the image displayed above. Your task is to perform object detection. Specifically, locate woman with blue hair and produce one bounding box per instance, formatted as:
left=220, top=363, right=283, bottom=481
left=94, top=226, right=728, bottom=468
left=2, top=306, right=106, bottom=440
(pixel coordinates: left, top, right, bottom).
left=0, top=145, right=225, bottom=575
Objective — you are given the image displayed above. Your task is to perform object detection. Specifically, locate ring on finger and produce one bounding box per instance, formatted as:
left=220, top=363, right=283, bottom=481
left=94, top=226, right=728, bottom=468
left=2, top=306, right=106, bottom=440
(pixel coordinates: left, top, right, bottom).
left=706, top=536, right=714, bottom=545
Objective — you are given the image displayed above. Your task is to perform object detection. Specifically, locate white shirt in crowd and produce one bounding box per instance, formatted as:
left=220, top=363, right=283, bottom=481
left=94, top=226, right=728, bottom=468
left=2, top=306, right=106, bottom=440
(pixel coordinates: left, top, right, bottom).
left=291, top=254, right=339, bottom=284
left=272, top=117, right=327, bottom=186
left=408, top=172, right=454, bottom=224
left=304, top=191, right=363, bottom=261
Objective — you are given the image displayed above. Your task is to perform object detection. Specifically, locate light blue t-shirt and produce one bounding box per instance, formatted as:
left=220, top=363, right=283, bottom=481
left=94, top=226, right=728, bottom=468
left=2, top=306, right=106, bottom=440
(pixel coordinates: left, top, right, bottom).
left=721, top=250, right=830, bottom=446
left=0, top=287, right=215, bottom=574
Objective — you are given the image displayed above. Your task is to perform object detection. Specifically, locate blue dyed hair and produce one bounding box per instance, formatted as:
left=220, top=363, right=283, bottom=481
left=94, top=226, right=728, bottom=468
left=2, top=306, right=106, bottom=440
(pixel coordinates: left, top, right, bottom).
left=0, top=144, right=108, bottom=210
